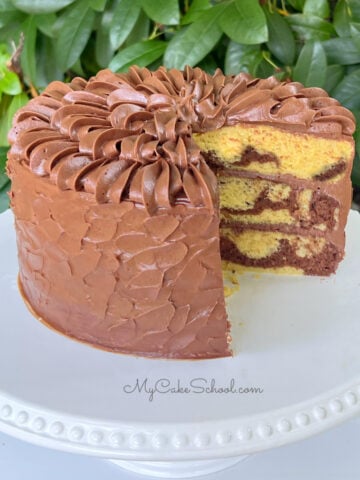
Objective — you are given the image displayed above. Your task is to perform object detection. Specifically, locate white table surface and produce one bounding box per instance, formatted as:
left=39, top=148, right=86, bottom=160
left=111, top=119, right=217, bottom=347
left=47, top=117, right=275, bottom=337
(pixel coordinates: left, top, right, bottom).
left=0, top=416, right=359, bottom=479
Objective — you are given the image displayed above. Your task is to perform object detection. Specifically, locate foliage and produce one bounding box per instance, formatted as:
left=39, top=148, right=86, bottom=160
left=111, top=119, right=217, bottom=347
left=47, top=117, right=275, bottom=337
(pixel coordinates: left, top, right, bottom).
left=0, top=44, right=28, bottom=208
left=1, top=0, right=360, bottom=211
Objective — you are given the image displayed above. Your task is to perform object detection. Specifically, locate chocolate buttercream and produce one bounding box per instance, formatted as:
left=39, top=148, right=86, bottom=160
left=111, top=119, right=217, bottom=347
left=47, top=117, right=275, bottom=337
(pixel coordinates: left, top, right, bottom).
left=9, top=160, right=230, bottom=359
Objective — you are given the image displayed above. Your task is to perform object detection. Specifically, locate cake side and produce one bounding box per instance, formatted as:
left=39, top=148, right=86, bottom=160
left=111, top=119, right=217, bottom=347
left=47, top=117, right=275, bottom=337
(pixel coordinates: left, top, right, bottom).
left=7, top=66, right=232, bottom=359
left=8, top=159, right=231, bottom=359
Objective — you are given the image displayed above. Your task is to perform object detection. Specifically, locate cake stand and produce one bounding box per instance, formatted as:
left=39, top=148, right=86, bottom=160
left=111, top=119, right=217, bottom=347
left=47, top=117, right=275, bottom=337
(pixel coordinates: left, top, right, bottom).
left=0, top=209, right=360, bottom=478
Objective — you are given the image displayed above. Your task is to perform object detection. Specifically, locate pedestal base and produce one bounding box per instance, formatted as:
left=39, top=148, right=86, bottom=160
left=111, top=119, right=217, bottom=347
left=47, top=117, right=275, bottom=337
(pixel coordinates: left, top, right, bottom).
left=109, top=456, right=249, bottom=478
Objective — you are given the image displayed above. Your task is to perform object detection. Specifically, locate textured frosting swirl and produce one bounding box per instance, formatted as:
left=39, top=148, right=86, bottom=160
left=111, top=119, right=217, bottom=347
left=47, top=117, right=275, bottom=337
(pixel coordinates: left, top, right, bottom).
left=8, top=66, right=355, bottom=212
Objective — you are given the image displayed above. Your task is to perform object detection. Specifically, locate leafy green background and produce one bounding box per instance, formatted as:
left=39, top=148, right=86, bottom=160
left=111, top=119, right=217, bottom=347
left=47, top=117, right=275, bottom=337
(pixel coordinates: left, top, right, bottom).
left=1, top=0, right=360, bottom=211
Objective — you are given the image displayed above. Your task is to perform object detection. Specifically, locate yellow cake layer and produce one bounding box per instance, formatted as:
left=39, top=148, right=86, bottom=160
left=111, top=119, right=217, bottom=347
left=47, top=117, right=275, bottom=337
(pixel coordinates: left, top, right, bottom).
left=222, top=267, right=240, bottom=297
left=222, top=260, right=303, bottom=276
left=194, top=124, right=353, bottom=180
left=221, top=228, right=327, bottom=260
left=219, top=176, right=338, bottom=231
left=219, top=176, right=292, bottom=210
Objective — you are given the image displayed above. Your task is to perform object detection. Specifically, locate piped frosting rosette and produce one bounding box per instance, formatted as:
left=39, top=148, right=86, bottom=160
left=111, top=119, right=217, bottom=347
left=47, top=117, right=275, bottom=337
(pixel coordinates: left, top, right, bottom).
left=8, top=66, right=355, bottom=213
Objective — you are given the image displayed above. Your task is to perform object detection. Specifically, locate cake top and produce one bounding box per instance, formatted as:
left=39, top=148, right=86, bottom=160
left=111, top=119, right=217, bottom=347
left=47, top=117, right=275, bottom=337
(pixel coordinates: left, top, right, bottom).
left=8, top=66, right=355, bottom=213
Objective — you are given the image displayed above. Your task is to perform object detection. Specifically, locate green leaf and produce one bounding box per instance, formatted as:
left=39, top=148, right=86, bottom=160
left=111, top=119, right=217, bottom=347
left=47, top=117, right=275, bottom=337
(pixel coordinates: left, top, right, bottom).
left=96, top=24, right=114, bottom=69
left=0, top=0, right=16, bottom=11
left=164, top=6, right=224, bottom=69
left=197, top=54, right=217, bottom=75
left=125, top=9, right=150, bottom=45
left=0, top=144, right=10, bottom=210
left=0, top=146, right=9, bottom=190
left=0, top=0, right=19, bottom=27
left=263, top=6, right=295, bottom=65
left=324, top=64, right=345, bottom=93
left=95, top=2, right=117, bottom=68
left=0, top=92, right=28, bottom=146
left=0, top=10, right=24, bottom=28
left=54, top=0, right=95, bottom=71
left=352, top=153, right=360, bottom=187
left=293, top=41, right=327, bottom=87
left=348, top=0, right=360, bottom=20
left=303, top=0, right=329, bottom=19
left=110, top=0, right=141, bottom=50
left=0, top=44, right=9, bottom=59
left=332, top=68, right=360, bottom=110
left=36, top=37, right=63, bottom=87
left=323, top=37, right=360, bottom=65
left=350, top=22, right=360, bottom=50
left=0, top=174, right=8, bottom=194
left=345, top=65, right=359, bottom=75
left=181, top=0, right=211, bottom=25
left=89, top=0, right=107, bottom=11
left=146, top=57, right=164, bottom=72
left=255, top=56, right=276, bottom=78
left=78, top=35, right=98, bottom=75
left=6, top=93, right=29, bottom=126
left=69, top=57, right=85, bottom=77
left=286, top=14, right=335, bottom=41
left=141, top=0, right=180, bottom=25
left=287, top=0, right=305, bottom=10
left=109, top=40, right=166, bottom=72
left=0, top=185, right=10, bottom=212
left=0, top=69, right=22, bottom=95
left=334, top=0, right=351, bottom=36
left=219, top=0, right=268, bottom=45
left=35, top=13, right=57, bottom=37
left=20, top=15, right=37, bottom=85
left=224, top=41, right=262, bottom=76
left=11, top=0, right=76, bottom=14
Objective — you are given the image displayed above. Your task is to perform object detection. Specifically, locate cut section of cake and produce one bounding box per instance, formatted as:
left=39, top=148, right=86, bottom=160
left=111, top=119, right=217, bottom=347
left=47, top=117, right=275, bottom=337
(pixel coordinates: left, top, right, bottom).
left=194, top=92, right=354, bottom=276
left=7, top=67, right=355, bottom=359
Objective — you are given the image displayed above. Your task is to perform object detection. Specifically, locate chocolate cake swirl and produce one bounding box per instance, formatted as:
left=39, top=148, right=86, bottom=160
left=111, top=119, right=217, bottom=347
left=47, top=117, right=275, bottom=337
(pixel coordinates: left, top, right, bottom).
left=8, top=66, right=355, bottom=213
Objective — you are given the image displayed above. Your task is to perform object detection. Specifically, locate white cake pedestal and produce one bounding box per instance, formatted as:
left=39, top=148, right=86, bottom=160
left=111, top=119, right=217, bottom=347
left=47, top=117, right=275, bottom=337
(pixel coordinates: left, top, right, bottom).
left=108, top=457, right=249, bottom=478
left=0, top=210, right=360, bottom=478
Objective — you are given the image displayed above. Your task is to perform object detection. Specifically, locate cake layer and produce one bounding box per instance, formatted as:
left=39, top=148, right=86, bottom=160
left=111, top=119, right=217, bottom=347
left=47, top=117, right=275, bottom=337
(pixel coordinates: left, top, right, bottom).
left=194, top=124, right=354, bottom=181
left=223, top=261, right=303, bottom=276
left=10, top=161, right=231, bottom=359
left=218, top=175, right=342, bottom=231
left=220, top=227, right=342, bottom=276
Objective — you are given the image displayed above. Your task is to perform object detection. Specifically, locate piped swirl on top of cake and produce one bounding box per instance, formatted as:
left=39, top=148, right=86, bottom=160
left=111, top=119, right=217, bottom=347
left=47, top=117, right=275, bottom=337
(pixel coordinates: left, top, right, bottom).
left=8, top=66, right=355, bottom=214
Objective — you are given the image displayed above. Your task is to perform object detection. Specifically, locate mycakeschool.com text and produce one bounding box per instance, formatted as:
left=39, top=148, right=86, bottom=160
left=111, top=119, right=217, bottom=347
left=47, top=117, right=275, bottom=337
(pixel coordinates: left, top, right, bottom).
left=122, top=378, right=264, bottom=402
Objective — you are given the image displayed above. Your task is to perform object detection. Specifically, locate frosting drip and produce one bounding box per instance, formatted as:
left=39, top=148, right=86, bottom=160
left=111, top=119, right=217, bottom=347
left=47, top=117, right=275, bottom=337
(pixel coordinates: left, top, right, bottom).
left=8, top=66, right=355, bottom=212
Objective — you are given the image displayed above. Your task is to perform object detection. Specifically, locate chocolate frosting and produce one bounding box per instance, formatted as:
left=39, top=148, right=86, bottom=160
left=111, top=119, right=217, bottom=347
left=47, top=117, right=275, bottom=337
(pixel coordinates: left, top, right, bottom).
left=8, top=66, right=355, bottom=213
left=9, top=159, right=231, bottom=359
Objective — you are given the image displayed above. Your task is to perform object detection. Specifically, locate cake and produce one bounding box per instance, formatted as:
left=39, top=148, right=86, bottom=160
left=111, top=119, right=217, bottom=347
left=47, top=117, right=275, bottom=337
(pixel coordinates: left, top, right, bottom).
left=6, top=66, right=355, bottom=359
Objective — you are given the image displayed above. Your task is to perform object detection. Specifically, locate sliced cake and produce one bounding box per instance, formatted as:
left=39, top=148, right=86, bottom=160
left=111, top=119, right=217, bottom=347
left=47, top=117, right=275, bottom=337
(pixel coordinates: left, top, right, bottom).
left=7, top=67, right=355, bottom=359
